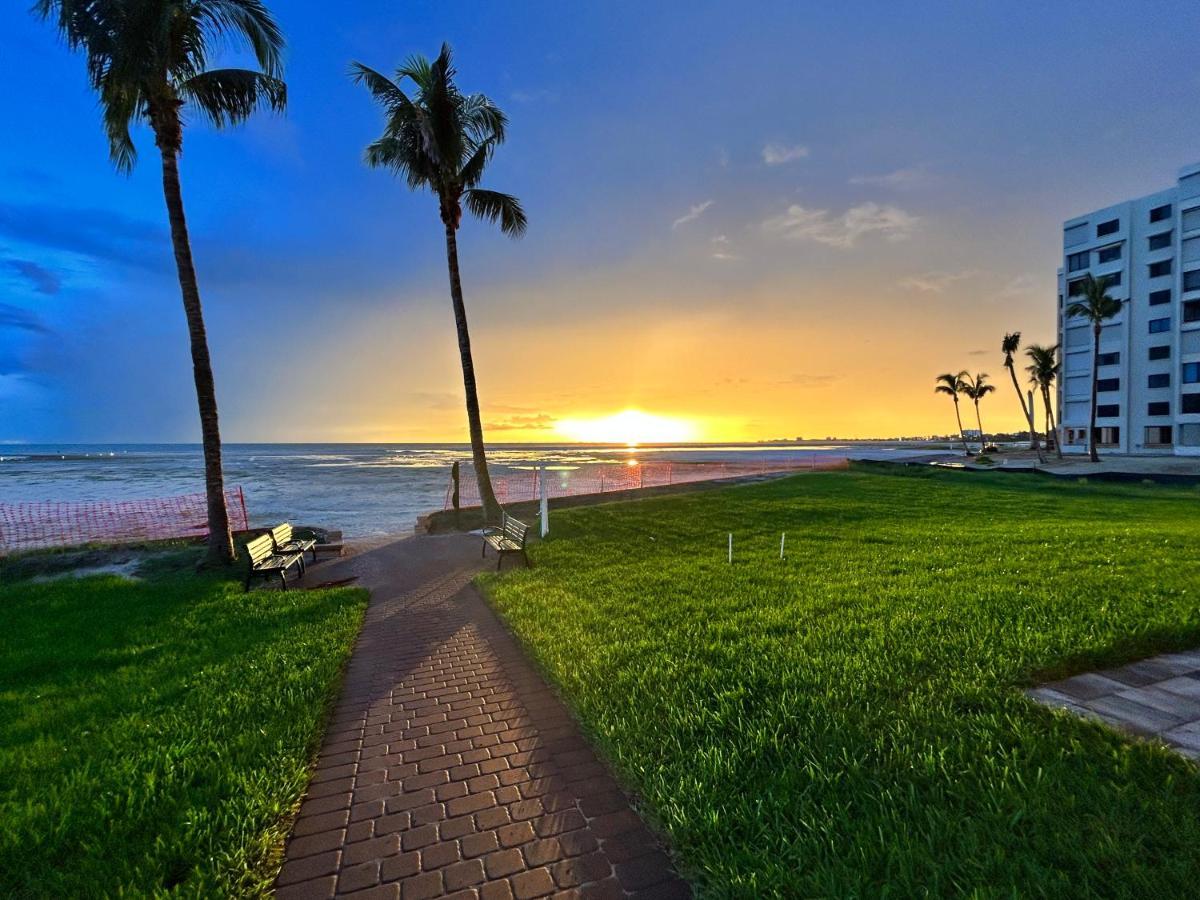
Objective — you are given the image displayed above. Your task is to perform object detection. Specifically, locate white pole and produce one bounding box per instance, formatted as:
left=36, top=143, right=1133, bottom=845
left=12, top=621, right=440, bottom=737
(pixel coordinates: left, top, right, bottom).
left=728, top=532, right=732, bottom=564
left=539, top=465, right=549, bottom=537
left=780, top=532, right=786, bottom=559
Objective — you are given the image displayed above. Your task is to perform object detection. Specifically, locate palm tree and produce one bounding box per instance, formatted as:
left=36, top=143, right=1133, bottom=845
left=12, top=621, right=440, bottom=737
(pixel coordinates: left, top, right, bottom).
left=1002, top=332, right=1040, bottom=456
left=1025, top=344, right=1063, bottom=460
left=958, top=372, right=995, bottom=453
left=35, top=1, right=287, bottom=566
left=935, top=371, right=971, bottom=454
left=352, top=45, right=525, bottom=523
left=1065, top=275, right=1122, bottom=462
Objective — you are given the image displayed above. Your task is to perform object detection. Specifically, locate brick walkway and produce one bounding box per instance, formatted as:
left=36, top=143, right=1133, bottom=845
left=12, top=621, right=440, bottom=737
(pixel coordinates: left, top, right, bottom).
left=275, top=534, right=690, bottom=899
left=1028, top=648, right=1200, bottom=760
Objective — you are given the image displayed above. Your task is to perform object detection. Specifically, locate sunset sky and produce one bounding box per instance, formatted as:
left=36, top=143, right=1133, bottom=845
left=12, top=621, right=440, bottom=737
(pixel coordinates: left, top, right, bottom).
left=4, top=1, right=1200, bottom=443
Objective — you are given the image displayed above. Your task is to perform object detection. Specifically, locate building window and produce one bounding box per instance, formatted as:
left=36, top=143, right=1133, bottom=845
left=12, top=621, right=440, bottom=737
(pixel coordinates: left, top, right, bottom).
left=1151, top=204, right=1173, bottom=222
left=1149, top=260, right=1173, bottom=278
left=1185, top=269, right=1200, bottom=292
left=1097, top=351, right=1120, bottom=366
left=1184, top=362, right=1200, bottom=384
left=1145, top=426, right=1173, bottom=446
left=1149, top=345, right=1171, bottom=360
left=1185, top=300, right=1200, bottom=323
left=1106, top=271, right=1122, bottom=287
left=1094, top=426, right=1121, bottom=444
left=1097, top=245, right=1121, bottom=263
left=1097, top=378, right=1120, bottom=392
left=1097, top=219, right=1119, bottom=237
left=1149, top=289, right=1171, bottom=306
left=1148, top=373, right=1171, bottom=389
left=1067, top=251, right=1089, bottom=272
left=1185, top=208, right=1200, bottom=232
left=1148, top=231, right=1173, bottom=251
left=1184, top=393, right=1200, bottom=414
left=1067, top=278, right=1086, bottom=296
left=1150, top=318, right=1172, bottom=333
left=1148, top=401, right=1171, bottom=416
left=1096, top=404, right=1120, bottom=417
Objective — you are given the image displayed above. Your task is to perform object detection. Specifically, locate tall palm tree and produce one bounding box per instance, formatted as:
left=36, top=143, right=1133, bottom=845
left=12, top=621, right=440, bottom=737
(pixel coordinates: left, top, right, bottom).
left=1065, top=274, right=1122, bottom=462
left=935, top=371, right=971, bottom=454
left=35, top=0, right=287, bottom=566
left=1002, top=332, right=1040, bottom=455
left=352, top=45, right=525, bottom=523
left=1025, top=344, right=1063, bottom=460
left=958, top=372, right=995, bottom=453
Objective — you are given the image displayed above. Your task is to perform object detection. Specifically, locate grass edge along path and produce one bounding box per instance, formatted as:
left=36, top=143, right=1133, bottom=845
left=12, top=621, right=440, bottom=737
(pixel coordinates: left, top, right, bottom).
left=0, top=551, right=368, bottom=897
left=481, top=465, right=1200, bottom=896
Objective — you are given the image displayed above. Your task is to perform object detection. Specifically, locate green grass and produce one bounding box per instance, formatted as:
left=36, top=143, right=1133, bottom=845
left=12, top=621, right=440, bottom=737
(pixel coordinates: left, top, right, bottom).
left=482, top=466, right=1200, bottom=897
left=0, top=551, right=367, bottom=898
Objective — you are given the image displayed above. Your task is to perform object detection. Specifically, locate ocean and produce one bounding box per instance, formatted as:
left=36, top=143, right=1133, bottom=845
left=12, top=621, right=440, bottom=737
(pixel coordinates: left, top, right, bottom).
left=0, top=443, right=939, bottom=538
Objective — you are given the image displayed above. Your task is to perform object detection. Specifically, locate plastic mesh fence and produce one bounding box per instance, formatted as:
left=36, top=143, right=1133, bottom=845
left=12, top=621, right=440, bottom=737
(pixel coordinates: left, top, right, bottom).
left=445, top=458, right=847, bottom=509
left=0, top=487, right=249, bottom=554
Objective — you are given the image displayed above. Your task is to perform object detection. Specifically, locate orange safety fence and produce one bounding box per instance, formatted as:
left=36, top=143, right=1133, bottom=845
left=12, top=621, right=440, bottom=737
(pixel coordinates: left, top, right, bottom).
left=445, top=458, right=848, bottom=509
left=0, top=487, right=249, bottom=554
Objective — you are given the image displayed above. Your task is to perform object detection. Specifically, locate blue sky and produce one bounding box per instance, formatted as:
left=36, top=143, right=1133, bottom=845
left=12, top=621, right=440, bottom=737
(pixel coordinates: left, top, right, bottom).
left=4, top=1, right=1200, bottom=442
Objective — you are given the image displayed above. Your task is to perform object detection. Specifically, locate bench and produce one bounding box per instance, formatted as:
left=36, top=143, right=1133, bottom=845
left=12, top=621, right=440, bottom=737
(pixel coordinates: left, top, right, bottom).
left=244, top=533, right=304, bottom=591
left=270, top=523, right=317, bottom=570
left=481, top=511, right=531, bottom=570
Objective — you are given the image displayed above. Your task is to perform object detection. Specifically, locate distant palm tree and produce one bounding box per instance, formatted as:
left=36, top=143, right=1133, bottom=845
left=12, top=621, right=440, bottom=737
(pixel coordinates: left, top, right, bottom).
left=1025, top=343, right=1063, bottom=460
left=935, top=371, right=971, bottom=454
left=958, top=372, right=995, bottom=453
left=1065, top=275, right=1122, bottom=462
left=352, top=45, right=525, bottom=522
left=1002, top=332, right=1040, bottom=456
left=35, top=0, right=287, bottom=566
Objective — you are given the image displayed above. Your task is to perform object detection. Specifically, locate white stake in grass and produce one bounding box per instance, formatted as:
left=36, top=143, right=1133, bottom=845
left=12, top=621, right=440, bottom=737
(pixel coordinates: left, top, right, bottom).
left=728, top=532, right=733, bottom=564
left=780, top=532, right=786, bottom=559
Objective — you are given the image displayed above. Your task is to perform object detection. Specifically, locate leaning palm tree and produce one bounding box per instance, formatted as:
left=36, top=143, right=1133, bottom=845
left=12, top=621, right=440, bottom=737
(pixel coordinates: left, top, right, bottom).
left=35, top=0, right=287, bottom=566
left=352, top=45, right=525, bottom=522
left=935, top=371, right=971, bottom=454
left=1065, top=275, right=1122, bottom=462
left=1002, top=332, right=1040, bottom=456
left=1026, top=343, right=1063, bottom=460
left=958, top=372, right=995, bottom=453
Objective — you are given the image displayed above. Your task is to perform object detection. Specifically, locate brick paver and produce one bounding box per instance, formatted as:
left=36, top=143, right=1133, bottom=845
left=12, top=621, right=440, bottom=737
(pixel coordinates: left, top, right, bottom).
left=1028, top=648, right=1200, bottom=759
left=276, top=534, right=689, bottom=899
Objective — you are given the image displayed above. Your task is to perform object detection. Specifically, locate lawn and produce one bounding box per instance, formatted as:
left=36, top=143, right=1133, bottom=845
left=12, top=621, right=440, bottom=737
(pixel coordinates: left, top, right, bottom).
left=482, top=465, right=1200, bottom=897
left=0, top=551, right=367, bottom=898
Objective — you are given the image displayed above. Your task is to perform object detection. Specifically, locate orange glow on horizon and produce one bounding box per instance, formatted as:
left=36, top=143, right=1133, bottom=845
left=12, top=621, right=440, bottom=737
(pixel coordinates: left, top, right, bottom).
left=554, top=409, right=700, bottom=445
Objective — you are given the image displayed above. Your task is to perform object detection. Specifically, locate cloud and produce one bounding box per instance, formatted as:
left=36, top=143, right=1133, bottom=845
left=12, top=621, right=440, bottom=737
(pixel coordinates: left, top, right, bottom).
left=900, top=270, right=975, bottom=293
left=510, top=88, right=558, bottom=104
left=761, top=202, right=918, bottom=248
left=709, top=234, right=741, bottom=261
left=967, top=349, right=989, bottom=357
left=486, top=413, right=555, bottom=432
left=7, top=259, right=62, bottom=295
left=849, top=166, right=937, bottom=191
left=781, top=373, right=839, bottom=387
left=672, top=200, right=714, bottom=230
left=0, top=303, right=51, bottom=334
left=0, top=201, right=167, bottom=270
left=762, top=142, right=809, bottom=165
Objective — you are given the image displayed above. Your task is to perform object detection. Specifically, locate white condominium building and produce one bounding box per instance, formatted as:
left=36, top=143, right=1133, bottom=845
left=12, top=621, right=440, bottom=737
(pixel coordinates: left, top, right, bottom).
left=1058, top=162, right=1200, bottom=455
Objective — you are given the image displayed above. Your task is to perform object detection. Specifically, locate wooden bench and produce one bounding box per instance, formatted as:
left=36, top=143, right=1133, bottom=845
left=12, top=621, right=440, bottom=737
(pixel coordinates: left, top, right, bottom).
left=270, top=523, right=317, bottom=570
left=481, top=512, right=531, bottom=570
left=244, top=533, right=304, bottom=591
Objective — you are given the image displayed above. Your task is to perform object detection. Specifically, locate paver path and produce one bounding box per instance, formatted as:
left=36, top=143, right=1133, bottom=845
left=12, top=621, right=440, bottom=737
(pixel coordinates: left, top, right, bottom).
left=1028, top=648, right=1200, bottom=760
left=276, top=533, right=690, bottom=900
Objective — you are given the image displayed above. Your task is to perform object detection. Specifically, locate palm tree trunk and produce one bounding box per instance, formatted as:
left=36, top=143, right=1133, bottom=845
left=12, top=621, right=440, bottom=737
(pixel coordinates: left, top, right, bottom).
left=952, top=399, right=970, bottom=454
left=1005, top=362, right=1038, bottom=451
left=1044, top=385, right=1063, bottom=460
left=158, top=143, right=235, bottom=566
left=1088, top=325, right=1101, bottom=462
left=443, top=222, right=502, bottom=522
left=974, top=401, right=986, bottom=453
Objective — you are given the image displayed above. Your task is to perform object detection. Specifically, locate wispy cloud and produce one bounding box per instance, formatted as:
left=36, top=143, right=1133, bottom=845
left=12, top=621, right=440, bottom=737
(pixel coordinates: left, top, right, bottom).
left=510, top=88, right=558, bottom=104
left=762, top=142, right=810, bottom=165
left=672, top=200, right=714, bottom=230
left=849, top=166, right=937, bottom=191
left=485, top=413, right=555, bottom=432
left=967, top=349, right=989, bottom=357
left=761, top=202, right=918, bottom=248
left=7, top=259, right=62, bottom=295
left=900, top=270, right=975, bottom=293
left=709, top=234, right=741, bottom=261
left=0, top=302, right=51, bottom=334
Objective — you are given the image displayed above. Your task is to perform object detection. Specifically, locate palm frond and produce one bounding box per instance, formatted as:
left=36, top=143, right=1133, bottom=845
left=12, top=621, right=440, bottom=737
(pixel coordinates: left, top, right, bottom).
left=464, top=189, right=527, bottom=237
left=180, top=68, right=286, bottom=128
left=194, top=0, right=285, bottom=79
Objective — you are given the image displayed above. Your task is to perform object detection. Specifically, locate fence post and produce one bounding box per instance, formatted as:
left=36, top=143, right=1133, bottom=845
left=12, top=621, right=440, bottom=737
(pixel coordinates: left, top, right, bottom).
left=539, top=465, right=549, bottom=537
left=238, top=486, right=248, bottom=531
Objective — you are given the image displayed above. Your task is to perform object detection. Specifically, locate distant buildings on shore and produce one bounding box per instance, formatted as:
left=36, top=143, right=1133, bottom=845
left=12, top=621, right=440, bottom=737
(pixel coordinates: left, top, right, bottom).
left=1058, top=163, right=1200, bottom=456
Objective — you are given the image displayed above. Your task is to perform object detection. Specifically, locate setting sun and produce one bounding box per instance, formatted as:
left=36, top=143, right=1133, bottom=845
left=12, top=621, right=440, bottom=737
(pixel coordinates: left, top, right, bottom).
left=554, top=409, right=700, bottom=445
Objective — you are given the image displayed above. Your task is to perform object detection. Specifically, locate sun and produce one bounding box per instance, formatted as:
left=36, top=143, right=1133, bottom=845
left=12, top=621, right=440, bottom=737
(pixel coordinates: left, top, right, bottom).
left=554, top=409, right=699, bottom=445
